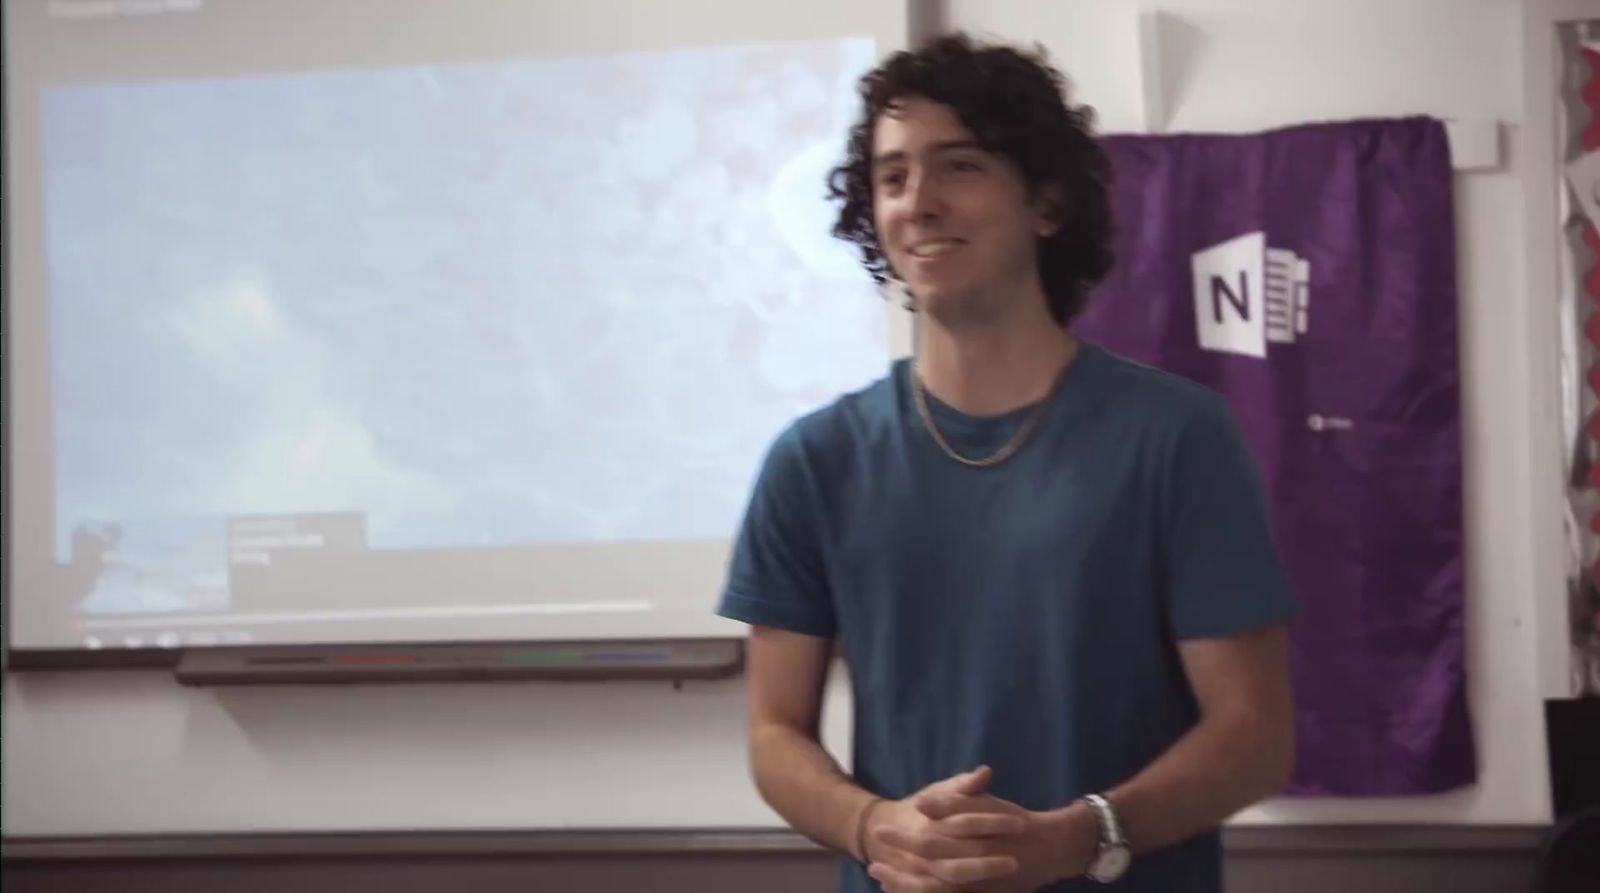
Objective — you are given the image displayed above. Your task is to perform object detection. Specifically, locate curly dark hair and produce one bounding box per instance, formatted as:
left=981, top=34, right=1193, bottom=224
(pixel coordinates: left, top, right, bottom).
left=827, top=33, right=1115, bottom=327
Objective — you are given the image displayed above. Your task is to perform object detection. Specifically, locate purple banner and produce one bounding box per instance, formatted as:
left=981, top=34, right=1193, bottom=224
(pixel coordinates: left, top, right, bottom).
left=1080, top=117, right=1475, bottom=795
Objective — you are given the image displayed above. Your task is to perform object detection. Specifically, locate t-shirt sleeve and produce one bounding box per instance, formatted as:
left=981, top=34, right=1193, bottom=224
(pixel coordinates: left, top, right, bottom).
left=1160, top=396, right=1299, bottom=639
left=716, top=423, right=837, bottom=639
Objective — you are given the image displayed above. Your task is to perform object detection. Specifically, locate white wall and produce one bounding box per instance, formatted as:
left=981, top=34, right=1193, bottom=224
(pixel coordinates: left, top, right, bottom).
left=2, top=667, right=856, bottom=835
left=4, top=0, right=1578, bottom=836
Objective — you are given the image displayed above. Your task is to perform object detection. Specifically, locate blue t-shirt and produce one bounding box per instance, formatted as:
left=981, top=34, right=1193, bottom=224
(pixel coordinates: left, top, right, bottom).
left=718, top=342, right=1297, bottom=893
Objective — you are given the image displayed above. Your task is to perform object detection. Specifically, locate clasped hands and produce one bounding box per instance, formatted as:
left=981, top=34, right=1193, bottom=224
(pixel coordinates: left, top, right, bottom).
left=861, top=765, right=1096, bottom=893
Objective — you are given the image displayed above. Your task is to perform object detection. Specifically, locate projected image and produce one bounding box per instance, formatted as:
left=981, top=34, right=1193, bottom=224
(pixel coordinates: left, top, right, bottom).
left=44, top=37, right=886, bottom=615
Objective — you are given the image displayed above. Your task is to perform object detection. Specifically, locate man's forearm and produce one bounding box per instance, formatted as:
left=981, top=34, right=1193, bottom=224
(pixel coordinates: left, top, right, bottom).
left=1051, top=709, right=1292, bottom=856
left=750, top=722, right=879, bottom=860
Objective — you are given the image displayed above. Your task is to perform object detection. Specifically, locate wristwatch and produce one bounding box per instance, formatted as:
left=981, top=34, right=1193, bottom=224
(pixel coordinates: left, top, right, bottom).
left=1079, top=793, right=1132, bottom=883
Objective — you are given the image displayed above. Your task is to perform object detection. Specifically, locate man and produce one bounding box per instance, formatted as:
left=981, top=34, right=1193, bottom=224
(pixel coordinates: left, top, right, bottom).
left=717, top=34, right=1296, bottom=893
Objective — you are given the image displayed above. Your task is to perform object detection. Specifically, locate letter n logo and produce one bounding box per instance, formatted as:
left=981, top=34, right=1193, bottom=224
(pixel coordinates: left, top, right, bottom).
left=1191, top=232, right=1265, bottom=359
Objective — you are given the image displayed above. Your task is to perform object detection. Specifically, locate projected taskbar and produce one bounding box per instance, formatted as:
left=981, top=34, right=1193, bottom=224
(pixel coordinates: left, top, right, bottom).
left=72, top=600, right=656, bottom=651
left=42, top=510, right=738, bottom=651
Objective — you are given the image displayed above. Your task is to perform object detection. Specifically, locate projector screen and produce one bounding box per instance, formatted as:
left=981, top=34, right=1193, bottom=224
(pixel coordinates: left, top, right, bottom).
left=4, top=0, right=914, bottom=652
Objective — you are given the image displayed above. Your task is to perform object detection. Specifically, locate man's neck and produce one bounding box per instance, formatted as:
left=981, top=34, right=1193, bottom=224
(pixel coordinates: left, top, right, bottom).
left=914, top=303, right=1079, bottom=417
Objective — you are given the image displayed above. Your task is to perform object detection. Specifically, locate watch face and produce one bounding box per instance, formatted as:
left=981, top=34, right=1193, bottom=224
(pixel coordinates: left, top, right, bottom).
left=1089, top=846, right=1132, bottom=882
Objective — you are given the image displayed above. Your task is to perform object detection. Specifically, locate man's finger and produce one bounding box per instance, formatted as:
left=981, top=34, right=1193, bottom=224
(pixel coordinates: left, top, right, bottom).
left=925, top=765, right=991, bottom=797
left=928, top=854, right=1020, bottom=887
left=918, top=792, right=1011, bottom=821
left=890, top=837, right=949, bottom=878
left=868, top=861, right=956, bottom=893
left=931, top=811, right=1028, bottom=839
left=872, top=837, right=932, bottom=876
left=949, top=764, right=991, bottom=795
left=876, top=826, right=988, bottom=860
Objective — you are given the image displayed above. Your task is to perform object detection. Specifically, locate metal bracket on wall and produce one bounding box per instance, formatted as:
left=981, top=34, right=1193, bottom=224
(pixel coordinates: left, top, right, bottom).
left=169, top=638, right=745, bottom=686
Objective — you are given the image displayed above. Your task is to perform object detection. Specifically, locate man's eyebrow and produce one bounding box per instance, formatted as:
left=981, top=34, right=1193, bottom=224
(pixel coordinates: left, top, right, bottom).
left=929, top=139, right=983, bottom=155
left=871, top=140, right=984, bottom=168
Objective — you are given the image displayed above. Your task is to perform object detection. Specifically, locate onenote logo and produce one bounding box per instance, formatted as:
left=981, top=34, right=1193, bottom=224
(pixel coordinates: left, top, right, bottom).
left=1190, top=232, right=1309, bottom=359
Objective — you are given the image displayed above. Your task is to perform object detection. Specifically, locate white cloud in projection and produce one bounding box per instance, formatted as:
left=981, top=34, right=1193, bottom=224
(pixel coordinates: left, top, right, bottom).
left=44, top=36, right=886, bottom=597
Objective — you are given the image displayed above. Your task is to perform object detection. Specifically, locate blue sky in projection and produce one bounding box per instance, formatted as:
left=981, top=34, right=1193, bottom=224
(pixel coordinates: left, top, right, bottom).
left=44, top=38, right=886, bottom=558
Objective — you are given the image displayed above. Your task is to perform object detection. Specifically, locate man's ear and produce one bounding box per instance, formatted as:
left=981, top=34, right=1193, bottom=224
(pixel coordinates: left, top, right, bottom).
left=1033, top=182, right=1067, bottom=237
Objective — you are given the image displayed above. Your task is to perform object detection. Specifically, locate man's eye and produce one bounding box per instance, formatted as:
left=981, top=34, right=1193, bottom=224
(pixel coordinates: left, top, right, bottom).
left=950, top=158, right=983, bottom=173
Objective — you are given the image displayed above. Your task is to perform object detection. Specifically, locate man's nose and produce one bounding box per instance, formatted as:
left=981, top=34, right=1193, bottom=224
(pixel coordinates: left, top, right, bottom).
left=905, top=170, right=943, bottom=222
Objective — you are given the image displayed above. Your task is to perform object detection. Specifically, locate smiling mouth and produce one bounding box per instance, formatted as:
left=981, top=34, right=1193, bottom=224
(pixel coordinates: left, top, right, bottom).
left=906, top=239, right=964, bottom=259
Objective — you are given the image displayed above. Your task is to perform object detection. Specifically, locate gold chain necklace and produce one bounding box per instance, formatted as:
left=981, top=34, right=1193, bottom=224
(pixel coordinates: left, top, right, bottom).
left=910, top=358, right=1067, bottom=469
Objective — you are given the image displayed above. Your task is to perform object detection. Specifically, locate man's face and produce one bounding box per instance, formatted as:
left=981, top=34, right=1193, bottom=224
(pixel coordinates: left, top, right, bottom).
left=870, top=95, right=1053, bottom=326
